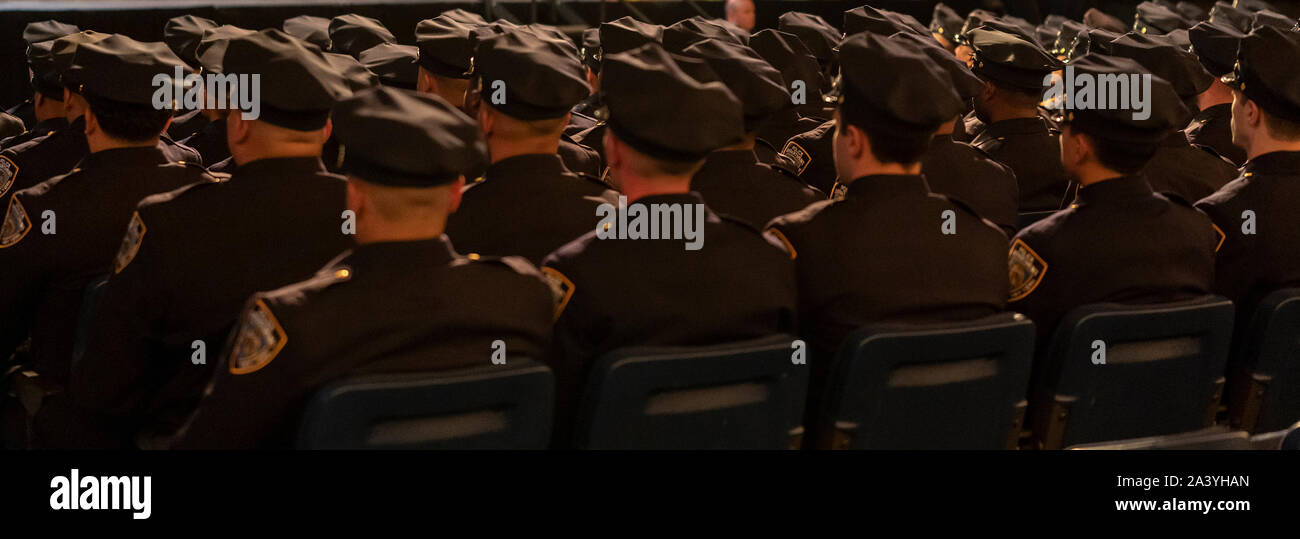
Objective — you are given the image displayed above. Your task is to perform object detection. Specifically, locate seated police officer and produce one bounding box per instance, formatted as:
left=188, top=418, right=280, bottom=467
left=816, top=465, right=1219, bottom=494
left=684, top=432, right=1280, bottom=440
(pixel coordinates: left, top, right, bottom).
left=0, top=23, right=79, bottom=150
left=966, top=28, right=1069, bottom=212
left=75, top=29, right=356, bottom=444
left=1196, top=26, right=1300, bottom=316
left=444, top=28, right=610, bottom=265
left=3, top=20, right=79, bottom=130
left=765, top=32, right=1009, bottom=419
left=1186, top=20, right=1249, bottom=165
left=681, top=38, right=822, bottom=229
left=0, top=35, right=221, bottom=448
left=1009, top=54, right=1219, bottom=349
left=542, top=42, right=798, bottom=442
left=164, top=88, right=555, bottom=449
left=1, top=31, right=202, bottom=210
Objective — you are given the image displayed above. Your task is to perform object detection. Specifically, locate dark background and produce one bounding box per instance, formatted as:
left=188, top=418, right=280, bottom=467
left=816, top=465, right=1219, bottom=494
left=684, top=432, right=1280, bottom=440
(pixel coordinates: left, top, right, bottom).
left=0, top=1, right=1295, bottom=109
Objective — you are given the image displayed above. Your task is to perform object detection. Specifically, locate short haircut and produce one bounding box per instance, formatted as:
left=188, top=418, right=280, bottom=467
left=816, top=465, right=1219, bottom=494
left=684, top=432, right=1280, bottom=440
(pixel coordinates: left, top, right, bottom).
left=85, top=94, right=172, bottom=142
left=486, top=104, right=567, bottom=138
left=354, top=178, right=454, bottom=222
left=1085, top=132, right=1158, bottom=174
left=1263, top=111, right=1300, bottom=141
left=836, top=112, right=934, bottom=164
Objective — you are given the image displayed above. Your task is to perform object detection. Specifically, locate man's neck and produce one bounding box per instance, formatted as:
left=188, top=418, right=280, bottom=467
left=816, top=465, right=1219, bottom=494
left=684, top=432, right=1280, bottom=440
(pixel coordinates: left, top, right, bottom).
left=88, top=137, right=158, bottom=154
left=617, top=173, right=692, bottom=203
left=1245, top=138, right=1300, bottom=162
left=1073, top=162, right=1125, bottom=187
left=355, top=226, right=446, bottom=245
left=489, top=136, right=560, bottom=164
left=1196, top=81, right=1233, bottom=111
left=847, top=161, right=922, bottom=180
left=232, top=145, right=322, bottom=167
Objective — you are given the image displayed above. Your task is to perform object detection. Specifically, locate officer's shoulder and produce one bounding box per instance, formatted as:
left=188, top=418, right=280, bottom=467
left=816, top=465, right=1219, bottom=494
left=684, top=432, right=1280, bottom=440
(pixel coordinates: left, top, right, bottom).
left=933, top=193, right=1005, bottom=231
left=454, top=253, right=543, bottom=278
left=136, top=175, right=229, bottom=215
left=569, top=170, right=611, bottom=192
left=260, top=261, right=355, bottom=312
left=766, top=198, right=835, bottom=232
left=1017, top=205, right=1076, bottom=243
left=1193, top=176, right=1248, bottom=211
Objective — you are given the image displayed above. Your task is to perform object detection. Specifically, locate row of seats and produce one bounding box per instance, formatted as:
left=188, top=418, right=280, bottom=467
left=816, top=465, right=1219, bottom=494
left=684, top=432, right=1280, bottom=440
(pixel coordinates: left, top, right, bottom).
left=295, top=289, right=1300, bottom=449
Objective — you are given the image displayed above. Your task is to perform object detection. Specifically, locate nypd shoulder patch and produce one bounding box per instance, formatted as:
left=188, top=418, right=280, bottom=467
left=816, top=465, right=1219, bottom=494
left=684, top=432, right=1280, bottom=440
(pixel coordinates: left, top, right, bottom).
left=0, top=196, right=32, bottom=248
left=113, top=212, right=147, bottom=274
left=229, top=298, right=288, bottom=375
left=0, top=155, right=16, bottom=197
left=779, top=141, right=811, bottom=176
left=540, top=267, right=575, bottom=321
left=1008, top=239, right=1048, bottom=302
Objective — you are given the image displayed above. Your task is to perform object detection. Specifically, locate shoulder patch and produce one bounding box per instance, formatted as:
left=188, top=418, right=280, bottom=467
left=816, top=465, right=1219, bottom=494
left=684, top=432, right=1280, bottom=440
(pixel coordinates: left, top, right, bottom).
left=0, top=154, right=16, bottom=197
left=229, top=298, right=288, bottom=375
left=1008, top=238, right=1047, bottom=302
left=112, top=211, right=147, bottom=273
left=764, top=227, right=797, bottom=260
left=779, top=140, right=812, bottom=176
left=830, top=181, right=847, bottom=201
left=0, top=195, right=32, bottom=248
left=540, top=266, right=575, bottom=321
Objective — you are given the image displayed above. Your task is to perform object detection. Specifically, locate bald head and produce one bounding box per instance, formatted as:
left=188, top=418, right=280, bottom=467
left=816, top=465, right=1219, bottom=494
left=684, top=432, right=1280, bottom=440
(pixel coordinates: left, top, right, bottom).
left=725, top=0, right=755, bottom=32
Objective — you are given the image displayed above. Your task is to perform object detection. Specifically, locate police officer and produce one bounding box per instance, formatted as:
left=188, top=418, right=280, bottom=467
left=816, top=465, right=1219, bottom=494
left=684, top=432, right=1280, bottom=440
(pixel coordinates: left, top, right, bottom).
left=1, top=32, right=202, bottom=209
left=542, top=42, right=797, bottom=442
left=327, top=13, right=395, bottom=58
left=765, top=33, right=1008, bottom=414
left=1196, top=26, right=1300, bottom=316
left=895, top=30, right=1020, bottom=235
left=1, top=33, right=76, bottom=150
left=4, top=20, right=79, bottom=128
left=930, top=3, right=964, bottom=52
left=443, top=28, right=609, bottom=265
left=162, top=87, right=555, bottom=449
left=681, top=38, right=822, bottom=228
left=161, top=15, right=219, bottom=141
left=1107, top=31, right=1238, bottom=201
left=0, top=35, right=220, bottom=448
left=966, top=28, right=1069, bottom=212
left=1009, top=54, right=1218, bottom=348
left=748, top=30, right=827, bottom=154
left=567, top=17, right=665, bottom=163
left=176, top=25, right=258, bottom=170
left=777, top=11, right=839, bottom=93
left=1186, top=20, right=1249, bottom=165
left=414, top=12, right=478, bottom=110
left=74, top=29, right=356, bottom=443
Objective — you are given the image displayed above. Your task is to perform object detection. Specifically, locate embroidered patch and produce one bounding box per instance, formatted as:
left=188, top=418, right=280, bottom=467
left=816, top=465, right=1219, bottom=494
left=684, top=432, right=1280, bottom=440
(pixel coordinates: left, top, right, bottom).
left=0, top=155, right=16, bottom=197
left=0, top=196, right=32, bottom=248
left=779, top=141, right=811, bottom=176
left=830, top=181, right=848, bottom=201
left=113, top=212, right=147, bottom=274
left=229, top=298, right=287, bottom=375
left=540, top=267, right=575, bottom=321
left=1008, top=239, right=1048, bottom=302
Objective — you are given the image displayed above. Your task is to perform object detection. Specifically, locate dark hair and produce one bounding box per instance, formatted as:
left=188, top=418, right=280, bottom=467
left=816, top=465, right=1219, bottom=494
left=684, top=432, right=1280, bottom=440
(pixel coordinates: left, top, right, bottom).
left=85, top=94, right=173, bottom=142
left=836, top=112, right=934, bottom=164
left=1087, top=133, right=1158, bottom=174
left=1264, top=112, right=1300, bottom=141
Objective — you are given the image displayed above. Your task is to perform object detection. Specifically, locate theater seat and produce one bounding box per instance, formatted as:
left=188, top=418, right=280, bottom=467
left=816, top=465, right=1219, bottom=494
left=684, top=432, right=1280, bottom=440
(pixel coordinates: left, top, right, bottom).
left=1067, top=426, right=1252, bottom=450
left=814, top=313, right=1035, bottom=449
left=1225, top=288, right=1300, bottom=433
left=297, top=359, right=554, bottom=449
left=1031, top=296, right=1235, bottom=449
left=574, top=334, right=806, bottom=449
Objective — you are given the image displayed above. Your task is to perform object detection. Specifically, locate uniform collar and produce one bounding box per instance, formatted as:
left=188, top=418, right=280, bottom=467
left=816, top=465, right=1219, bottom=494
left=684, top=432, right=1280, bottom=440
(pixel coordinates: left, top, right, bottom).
left=232, top=156, right=327, bottom=178
left=77, top=146, right=169, bottom=170
left=345, top=235, right=458, bottom=269
left=843, top=174, right=931, bottom=200
left=1076, top=174, right=1154, bottom=206
left=486, top=153, right=567, bottom=182
left=1242, top=151, right=1300, bottom=178
left=981, top=116, right=1050, bottom=137
left=632, top=191, right=708, bottom=207
left=32, top=116, right=68, bottom=135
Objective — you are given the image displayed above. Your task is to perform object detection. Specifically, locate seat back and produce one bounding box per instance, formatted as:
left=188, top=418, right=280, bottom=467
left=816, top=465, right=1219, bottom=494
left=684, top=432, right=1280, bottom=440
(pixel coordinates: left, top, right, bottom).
left=1067, top=427, right=1252, bottom=450
left=575, top=335, right=806, bottom=449
left=1226, top=288, right=1300, bottom=433
left=1033, top=296, right=1235, bottom=449
left=297, top=359, right=553, bottom=449
left=817, top=313, right=1035, bottom=449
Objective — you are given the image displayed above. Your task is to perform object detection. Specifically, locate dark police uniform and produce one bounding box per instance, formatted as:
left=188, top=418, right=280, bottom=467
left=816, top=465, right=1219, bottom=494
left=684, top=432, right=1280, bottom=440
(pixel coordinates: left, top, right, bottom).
left=766, top=32, right=1009, bottom=378
left=967, top=28, right=1069, bottom=212
left=1195, top=27, right=1300, bottom=315
left=1187, top=20, right=1249, bottom=165
left=1, top=117, right=62, bottom=150
left=1011, top=54, right=1219, bottom=346
left=1107, top=32, right=1238, bottom=201
left=0, top=114, right=21, bottom=141
left=444, top=28, right=609, bottom=265
left=923, top=134, right=1020, bottom=234
left=160, top=15, right=219, bottom=141
left=73, top=29, right=356, bottom=442
left=693, top=149, right=822, bottom=228
left=542, top=43, right=798, bottom=442
left=165, top=88, right=555, bottom=449
left=749, top=29, right=829, bottom=156
left=775, top=119, right=836, bottom=193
